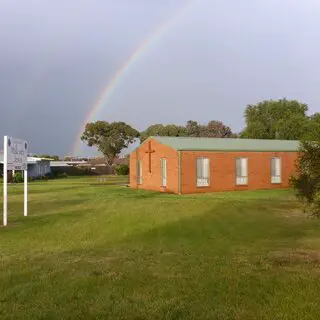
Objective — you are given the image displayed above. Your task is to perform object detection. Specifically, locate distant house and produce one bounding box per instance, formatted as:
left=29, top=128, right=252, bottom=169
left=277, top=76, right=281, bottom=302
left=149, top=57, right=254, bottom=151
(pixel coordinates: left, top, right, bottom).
left=0, top=153, right=51, bottom=179
left=50, top=160, right=87, bottom=169
left=27, top=157, right=52, bottom=178
left=51, top=157, right=129, bottom=175
left=50, top=160, right=107, bottom=175
left=130, top=136, right=299, bottom=194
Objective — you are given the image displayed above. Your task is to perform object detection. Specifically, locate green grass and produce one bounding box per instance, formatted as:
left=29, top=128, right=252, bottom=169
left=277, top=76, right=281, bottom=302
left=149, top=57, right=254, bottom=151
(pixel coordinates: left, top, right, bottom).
left=1, top=177, right=320, bottom=319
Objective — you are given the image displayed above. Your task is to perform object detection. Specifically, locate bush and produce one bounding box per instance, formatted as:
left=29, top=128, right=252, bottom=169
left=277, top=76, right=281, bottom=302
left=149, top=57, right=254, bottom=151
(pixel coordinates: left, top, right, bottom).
left=13, top=172, right=24, bottom=183
left=44, top=172, right=55, bottom=179
left=54, top=172, right=68, bottom=179
left=291, top=140, right=320, bottom=216
left=115, top=164, right=129, bottom=175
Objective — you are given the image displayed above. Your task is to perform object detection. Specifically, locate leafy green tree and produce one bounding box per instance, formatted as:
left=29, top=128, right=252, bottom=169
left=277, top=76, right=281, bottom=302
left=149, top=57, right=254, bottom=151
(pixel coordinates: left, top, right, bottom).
left=141, top=120, right=234, bottom=141
left=304, top=113, right=320, bottom=141
left=199, top=120, right=234, bottom=138
left=186, top=120, right=200, bottom=137
left=36, top=154, right=60, bottom=161
left=162, top=125, right=187, bottom=137
left=291, top=140, right=320, bottom=216
left=241, top=99, right=309, bottom=139
left=310, top=113, right=320, bottom=123
left=81, top=121, right=139, bottom=165
left=140, top=124, right=187, bottom=142
left=275, top=115, right=310, bottom=140
left=140, top=124, right=165, bottom=142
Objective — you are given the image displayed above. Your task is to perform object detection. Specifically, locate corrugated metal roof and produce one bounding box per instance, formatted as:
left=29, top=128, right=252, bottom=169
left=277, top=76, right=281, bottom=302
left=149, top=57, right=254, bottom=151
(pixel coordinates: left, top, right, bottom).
left=151, top=136, right=300, bottom=152
left=0, top=156, right=50, bottom=165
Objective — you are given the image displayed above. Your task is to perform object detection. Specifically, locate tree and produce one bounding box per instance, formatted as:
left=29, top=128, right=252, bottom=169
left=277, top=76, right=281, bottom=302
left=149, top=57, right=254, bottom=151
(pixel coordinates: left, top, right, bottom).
left=140, top=124, right=187, bottom=142
left=141, top=120, right=234, bottom=141
left=162, top=124, right=187, bottom=137
left=81, top=121, right=139, bottom=166
left=186, top=120, right=200, bottom=137
left=274, top=115, right=310, bottom=140
left=36, top=154, right=60, bottom=161
left=304, top=113, right=320, bottom=141
left=140, top=124, right=165, bottom=142
left=241, top=99, right=309, bottom=139
left=199, top=120, right=234, bottom=138
left=291, top=140, right=320, bottom=216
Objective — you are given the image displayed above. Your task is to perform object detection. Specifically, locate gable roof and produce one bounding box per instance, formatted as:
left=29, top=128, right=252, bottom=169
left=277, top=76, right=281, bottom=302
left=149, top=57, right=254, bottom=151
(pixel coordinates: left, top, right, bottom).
left=150, top=136, right=300, bottom=152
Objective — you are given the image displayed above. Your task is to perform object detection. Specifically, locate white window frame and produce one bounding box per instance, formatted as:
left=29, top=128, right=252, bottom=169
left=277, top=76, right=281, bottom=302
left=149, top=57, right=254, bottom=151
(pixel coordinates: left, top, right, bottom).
left=160, top=158, right=167, bottom=187
left=136, top=160, right=142, bottom=184
left=236, top=158, right=248, bottom=185
left=196, top=157, right=210, bottom=187
left=271, top=157, right=282, bottom=184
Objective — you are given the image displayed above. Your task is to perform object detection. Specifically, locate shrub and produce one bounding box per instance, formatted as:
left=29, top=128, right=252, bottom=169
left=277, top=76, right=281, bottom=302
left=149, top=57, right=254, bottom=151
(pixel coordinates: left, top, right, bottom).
left=54, top=172, right=68, bottom=179
left=291, top=140, right=320, bottom=216
left=44, top=172, right=54, bottom=179
left=13, top=172, right=24, bottom=183
left=39, top=172, right=55, bottom=181
left=115, top=164, right=129, bottom=175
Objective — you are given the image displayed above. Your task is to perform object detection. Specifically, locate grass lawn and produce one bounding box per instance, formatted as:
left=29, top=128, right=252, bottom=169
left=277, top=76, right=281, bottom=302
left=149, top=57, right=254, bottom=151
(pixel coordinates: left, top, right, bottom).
left=1, top=177, right=320, bottom=319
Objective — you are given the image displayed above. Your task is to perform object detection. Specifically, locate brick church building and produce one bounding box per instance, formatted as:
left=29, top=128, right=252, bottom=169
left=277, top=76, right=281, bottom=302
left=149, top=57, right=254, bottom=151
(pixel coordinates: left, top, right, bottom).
left=129, top=136, right=299, bottom=194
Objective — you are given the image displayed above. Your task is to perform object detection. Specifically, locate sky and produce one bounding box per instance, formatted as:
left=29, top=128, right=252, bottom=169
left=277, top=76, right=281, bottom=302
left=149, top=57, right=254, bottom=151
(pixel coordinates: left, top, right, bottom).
left=1, top=0, right=320, bottom=156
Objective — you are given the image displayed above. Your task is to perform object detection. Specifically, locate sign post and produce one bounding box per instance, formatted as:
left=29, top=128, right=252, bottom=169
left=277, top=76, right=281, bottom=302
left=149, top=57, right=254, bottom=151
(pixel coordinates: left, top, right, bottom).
left=24, top=169, right=28, bottom=217
left=3, top=136, right=28, bottom=226
left=3, top=136, right=8, bottom=226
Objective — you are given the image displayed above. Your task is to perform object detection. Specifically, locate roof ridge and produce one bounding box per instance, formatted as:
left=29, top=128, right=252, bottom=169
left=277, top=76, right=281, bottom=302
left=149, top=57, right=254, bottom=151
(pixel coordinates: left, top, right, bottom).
left=153, top=136, right=299, bottom=142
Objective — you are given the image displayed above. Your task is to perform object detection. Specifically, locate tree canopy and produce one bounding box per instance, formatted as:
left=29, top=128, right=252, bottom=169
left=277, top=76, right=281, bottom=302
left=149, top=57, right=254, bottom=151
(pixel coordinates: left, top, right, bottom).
left=35, top=154, right=60, bottom=161
left=79, top=99, right=319, bottom=161
left=241, top=99, right=310, bottom=140
left=81, top=121, right=139, bottom=165
left=140, top=124, right=187, bottom=142
left=140, top=120, right=235, bottom=142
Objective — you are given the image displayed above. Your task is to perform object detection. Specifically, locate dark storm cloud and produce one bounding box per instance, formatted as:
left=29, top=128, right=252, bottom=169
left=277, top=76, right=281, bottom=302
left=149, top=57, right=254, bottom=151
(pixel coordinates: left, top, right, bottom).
left=0, top=0, right=319, bottom=156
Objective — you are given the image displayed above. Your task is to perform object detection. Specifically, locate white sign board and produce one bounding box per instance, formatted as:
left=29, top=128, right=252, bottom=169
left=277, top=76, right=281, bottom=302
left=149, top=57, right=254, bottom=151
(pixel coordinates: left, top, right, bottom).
left=3, top=136, right=28, bottom=226
left=6, top=137, right=28, bottom=171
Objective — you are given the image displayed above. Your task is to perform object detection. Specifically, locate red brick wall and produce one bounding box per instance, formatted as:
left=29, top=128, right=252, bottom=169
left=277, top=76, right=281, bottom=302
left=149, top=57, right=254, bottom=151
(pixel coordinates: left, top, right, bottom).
left=181, top=151, right=298, bottom=194
left=130, top=139, right=179, bottom=193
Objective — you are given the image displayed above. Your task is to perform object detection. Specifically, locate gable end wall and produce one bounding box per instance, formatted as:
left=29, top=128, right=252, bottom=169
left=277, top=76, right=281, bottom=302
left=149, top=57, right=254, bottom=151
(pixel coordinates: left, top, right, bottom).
left=130, top=138, right=179, bottom=193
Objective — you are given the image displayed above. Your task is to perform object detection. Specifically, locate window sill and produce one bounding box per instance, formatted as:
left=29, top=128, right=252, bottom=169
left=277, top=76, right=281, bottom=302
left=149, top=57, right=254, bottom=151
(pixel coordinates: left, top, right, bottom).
left=236, top=177, right=248, bottom=186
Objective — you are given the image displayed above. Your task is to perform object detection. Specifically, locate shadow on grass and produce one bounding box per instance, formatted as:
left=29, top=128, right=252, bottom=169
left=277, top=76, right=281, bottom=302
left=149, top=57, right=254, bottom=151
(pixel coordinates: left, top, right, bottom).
left=46, top=198, right=313, bottom=262
left=2, top=197, right=320, bottom=319
left=30, top=185, right=88, bottom=195
left=4, top=198, right=92, bottom=228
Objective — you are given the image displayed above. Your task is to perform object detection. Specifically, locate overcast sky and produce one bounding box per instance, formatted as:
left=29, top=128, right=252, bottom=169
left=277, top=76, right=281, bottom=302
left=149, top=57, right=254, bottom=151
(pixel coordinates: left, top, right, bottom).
left=1, top=0, right=320, bottom=156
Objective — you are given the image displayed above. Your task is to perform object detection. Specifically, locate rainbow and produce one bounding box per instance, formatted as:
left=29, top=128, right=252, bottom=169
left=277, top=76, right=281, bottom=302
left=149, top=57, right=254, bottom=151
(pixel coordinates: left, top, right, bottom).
left=72, top=0, right=193, bottom=155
